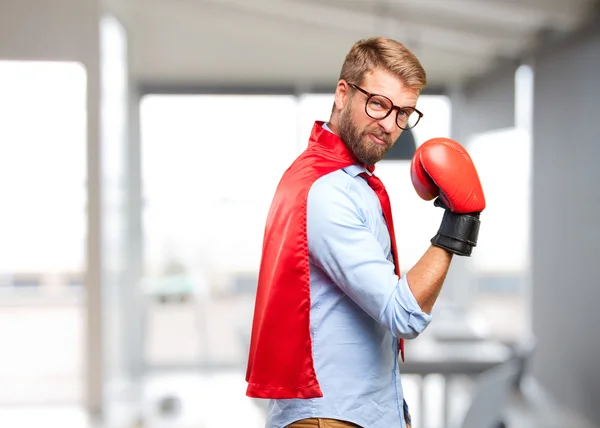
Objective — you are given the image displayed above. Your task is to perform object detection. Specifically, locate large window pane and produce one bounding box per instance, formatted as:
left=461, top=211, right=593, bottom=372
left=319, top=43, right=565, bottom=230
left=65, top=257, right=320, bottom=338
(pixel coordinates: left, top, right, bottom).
left=139, top=94, right=298, bottom=428
left=140, top=94, right=298, bottom=366
left=0, top=61, right=87, bottom=403
left=140, top=94, right=298, bottom=281
left=466, top=127, right=532, bottom=341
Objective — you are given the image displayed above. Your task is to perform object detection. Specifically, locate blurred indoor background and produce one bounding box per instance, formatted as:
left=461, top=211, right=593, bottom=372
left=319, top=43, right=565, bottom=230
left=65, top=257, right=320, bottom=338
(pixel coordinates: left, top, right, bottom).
left=0, top=0, right=599, bottom=427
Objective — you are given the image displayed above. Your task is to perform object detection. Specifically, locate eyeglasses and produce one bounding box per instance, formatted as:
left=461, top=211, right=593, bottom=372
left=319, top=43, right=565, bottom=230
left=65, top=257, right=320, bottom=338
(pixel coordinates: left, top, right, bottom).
left=347, top=82, right=423, bottom=130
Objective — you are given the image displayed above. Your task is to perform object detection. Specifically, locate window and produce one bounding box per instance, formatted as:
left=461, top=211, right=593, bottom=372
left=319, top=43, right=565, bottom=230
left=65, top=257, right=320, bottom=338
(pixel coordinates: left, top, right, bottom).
left=140, top=94, right=299, bottom=282
left=0, top=60, right=87, bottom=403
left=462, top=65, right=534, bottom=342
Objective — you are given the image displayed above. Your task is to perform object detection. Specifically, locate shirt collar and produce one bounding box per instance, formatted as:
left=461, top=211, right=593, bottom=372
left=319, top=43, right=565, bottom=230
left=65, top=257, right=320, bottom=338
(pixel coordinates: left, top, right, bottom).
left=344, top=164, right=370, bottom=177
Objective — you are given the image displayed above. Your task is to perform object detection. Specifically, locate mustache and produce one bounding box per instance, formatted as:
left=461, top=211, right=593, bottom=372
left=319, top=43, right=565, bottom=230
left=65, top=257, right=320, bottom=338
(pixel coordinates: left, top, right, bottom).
left=364, top=129, right=393, bottom=146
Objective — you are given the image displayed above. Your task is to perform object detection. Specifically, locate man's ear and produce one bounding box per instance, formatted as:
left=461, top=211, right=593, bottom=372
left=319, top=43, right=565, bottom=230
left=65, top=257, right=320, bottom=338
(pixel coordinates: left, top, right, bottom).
left=334, top=80, right=349, bottom=111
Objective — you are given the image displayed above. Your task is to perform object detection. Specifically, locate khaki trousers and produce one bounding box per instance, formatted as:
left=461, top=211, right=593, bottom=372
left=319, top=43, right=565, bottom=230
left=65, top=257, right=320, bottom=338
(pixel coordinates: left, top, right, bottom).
left=286, top=419, right=360, bottom=428
left=286, top=418, right=412, bottom=428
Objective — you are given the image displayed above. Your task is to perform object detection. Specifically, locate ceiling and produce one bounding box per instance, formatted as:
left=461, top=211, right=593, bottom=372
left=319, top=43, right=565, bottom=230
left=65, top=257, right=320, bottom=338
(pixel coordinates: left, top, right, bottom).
left=109, top=0, right=599, bottom=91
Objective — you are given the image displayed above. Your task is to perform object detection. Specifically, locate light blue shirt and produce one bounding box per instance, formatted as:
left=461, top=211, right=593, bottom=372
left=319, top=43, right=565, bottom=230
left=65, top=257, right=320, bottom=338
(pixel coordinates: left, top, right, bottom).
left=266, top=125, right=433, bottom=428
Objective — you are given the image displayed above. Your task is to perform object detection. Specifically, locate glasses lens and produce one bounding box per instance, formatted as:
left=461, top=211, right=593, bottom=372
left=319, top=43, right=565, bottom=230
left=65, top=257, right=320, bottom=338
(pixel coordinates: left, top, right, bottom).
left=397, top=108, right=420, bottom=129
left=366, top=95, right=392, bottom=119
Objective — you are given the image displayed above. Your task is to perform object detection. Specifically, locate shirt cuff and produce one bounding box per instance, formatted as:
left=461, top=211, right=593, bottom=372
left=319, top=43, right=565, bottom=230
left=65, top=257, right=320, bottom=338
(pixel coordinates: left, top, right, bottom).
left=396, top=275, right=433, bottom=337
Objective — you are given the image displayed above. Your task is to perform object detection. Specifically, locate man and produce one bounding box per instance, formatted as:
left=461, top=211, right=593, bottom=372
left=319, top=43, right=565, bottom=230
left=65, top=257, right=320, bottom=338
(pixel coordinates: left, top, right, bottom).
left=245, top=37, right=485, bottom=428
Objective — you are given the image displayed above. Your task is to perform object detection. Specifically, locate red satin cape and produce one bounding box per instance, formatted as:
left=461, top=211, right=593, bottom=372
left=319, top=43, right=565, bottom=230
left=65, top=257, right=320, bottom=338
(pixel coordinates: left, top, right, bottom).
left=245, top=121, right=403, bottom=399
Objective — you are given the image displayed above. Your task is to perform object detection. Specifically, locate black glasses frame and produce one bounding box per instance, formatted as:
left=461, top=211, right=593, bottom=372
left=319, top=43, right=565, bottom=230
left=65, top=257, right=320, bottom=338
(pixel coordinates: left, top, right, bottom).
left=347, top=82, right=423, bottom=130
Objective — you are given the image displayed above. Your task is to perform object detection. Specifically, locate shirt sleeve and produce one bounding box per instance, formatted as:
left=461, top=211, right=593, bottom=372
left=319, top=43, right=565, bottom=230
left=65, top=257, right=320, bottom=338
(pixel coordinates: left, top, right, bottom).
left=307, top=175, right=432, bottom=339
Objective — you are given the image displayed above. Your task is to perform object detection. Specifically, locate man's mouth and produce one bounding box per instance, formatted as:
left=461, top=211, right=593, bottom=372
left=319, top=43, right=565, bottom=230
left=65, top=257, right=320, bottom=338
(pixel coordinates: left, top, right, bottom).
left=368, top=133, right=388, bottom=146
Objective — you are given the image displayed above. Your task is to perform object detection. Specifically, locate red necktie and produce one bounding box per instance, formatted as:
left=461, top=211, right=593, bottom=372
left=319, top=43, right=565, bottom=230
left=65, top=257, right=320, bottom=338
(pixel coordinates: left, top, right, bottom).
left=361, top=172, right=405, bottom=361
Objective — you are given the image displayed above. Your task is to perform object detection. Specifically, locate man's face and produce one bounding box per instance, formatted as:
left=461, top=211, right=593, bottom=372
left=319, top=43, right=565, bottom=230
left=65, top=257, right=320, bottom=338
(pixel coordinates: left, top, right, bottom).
left=337, top=68, right=419, bottom=166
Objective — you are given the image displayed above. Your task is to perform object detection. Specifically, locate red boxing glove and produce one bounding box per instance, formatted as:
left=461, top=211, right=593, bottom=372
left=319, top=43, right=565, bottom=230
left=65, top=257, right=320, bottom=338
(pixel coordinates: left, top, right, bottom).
left=410, top=138, right=486, bottom=256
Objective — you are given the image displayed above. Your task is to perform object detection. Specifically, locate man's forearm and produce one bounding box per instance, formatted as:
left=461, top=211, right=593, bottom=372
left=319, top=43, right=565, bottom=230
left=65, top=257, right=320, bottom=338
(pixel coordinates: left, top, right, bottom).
left=405, top=245, right=453, bottom=314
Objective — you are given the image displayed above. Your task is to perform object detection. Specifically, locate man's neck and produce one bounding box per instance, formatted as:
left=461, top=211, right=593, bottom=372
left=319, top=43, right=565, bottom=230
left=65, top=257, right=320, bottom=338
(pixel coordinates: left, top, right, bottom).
left=324, top=119, right=340, bottom=136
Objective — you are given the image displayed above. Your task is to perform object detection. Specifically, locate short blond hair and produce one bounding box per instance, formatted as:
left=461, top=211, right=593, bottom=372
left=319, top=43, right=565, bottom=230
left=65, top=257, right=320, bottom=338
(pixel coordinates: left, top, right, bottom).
left=339, top=36, right=427, bottom=92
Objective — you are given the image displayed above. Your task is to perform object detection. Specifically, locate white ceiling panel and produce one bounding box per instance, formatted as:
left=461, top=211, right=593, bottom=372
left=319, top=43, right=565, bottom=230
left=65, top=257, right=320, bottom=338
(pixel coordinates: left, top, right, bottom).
left=109, top=0, right=599, bottom=90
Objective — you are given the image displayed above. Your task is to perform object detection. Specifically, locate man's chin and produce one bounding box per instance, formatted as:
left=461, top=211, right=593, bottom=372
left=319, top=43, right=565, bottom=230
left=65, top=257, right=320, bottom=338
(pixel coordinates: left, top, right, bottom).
left=363, top=143, right=389, bottom=164
left=358, top=151, right=387, bottom=166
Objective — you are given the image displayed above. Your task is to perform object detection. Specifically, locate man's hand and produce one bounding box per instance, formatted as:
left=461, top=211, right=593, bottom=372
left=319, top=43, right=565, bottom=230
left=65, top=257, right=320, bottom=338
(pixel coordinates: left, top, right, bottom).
left=410, top=138, right=486, bottom=256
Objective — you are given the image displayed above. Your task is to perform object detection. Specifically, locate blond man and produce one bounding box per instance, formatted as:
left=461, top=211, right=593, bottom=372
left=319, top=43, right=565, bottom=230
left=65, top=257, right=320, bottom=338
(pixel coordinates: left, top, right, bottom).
left=245, top=37, right=486, bottom=428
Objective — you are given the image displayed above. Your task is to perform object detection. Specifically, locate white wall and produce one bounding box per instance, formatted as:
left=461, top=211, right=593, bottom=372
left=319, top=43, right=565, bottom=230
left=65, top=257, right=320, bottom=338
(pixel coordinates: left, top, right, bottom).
left=450, top=63, right=516, bottom=145
left=531, top=20, right=600, bottom=425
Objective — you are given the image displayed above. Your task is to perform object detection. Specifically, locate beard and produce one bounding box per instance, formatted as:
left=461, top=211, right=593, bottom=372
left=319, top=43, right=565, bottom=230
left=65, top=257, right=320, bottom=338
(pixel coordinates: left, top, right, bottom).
left=338, top=104, right=394, bottom=166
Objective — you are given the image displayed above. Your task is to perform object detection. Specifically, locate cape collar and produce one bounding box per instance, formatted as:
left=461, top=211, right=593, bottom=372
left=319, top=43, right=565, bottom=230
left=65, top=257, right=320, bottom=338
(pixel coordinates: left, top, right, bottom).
left=310, top=121, right=375, bottom=175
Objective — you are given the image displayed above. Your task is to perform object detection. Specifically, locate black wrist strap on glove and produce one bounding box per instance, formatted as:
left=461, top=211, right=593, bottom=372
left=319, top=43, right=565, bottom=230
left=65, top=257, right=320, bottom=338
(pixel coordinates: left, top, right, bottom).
left=430, top=197, right=481, bottom=256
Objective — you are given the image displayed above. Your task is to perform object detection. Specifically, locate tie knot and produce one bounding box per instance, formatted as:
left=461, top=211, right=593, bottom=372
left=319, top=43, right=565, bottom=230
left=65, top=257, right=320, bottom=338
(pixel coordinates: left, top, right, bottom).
left=360, top=172, right=384, bottom=192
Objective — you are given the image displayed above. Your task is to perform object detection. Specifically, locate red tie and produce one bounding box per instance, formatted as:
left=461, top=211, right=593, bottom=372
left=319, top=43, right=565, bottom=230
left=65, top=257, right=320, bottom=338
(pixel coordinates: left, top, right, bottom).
left=361, top=172, right=405, bottom=361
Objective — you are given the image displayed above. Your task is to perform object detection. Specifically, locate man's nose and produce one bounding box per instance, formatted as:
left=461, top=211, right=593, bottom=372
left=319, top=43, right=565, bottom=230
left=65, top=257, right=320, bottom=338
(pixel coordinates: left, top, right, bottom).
left=377, top=112, right=397, bottom=134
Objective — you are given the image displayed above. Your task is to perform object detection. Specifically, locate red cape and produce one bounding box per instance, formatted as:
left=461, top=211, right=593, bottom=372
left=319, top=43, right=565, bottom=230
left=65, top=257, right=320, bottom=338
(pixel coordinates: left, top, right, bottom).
left=245, top=121, right=403, bottom=399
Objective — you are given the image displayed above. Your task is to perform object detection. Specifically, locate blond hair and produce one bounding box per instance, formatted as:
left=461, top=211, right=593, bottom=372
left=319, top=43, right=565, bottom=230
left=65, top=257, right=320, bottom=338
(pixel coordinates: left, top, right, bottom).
left=339, top=36, right=427, bottom=93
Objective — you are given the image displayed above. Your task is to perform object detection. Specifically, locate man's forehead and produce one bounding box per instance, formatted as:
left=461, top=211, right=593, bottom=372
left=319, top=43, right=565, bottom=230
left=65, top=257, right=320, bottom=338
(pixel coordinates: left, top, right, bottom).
left=362, top=69, right=419, bottom=106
